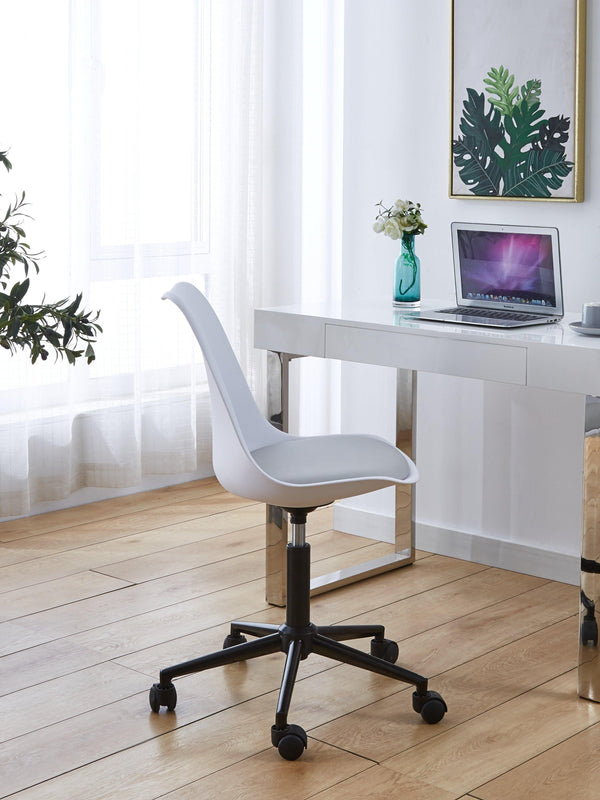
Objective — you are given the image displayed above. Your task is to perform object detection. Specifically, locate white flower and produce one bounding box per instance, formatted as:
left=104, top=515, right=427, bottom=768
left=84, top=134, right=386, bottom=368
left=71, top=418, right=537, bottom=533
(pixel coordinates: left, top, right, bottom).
left=383, top=218, right=402, bottom=240
left=393, top=199, right=410, bottom=214
left=398, top=217, right=417, bottom=232
left=373, top=197, right=426, bottom=239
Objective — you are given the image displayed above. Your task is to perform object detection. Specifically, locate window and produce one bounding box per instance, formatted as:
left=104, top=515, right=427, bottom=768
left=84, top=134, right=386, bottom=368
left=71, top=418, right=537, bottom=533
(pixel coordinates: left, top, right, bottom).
left=91, top=0, right=210, bottom=273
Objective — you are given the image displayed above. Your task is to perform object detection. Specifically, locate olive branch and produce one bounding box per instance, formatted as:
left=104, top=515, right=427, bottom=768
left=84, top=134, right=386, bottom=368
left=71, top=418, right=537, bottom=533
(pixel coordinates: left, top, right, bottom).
left=0, top=148, right=102, bottom=364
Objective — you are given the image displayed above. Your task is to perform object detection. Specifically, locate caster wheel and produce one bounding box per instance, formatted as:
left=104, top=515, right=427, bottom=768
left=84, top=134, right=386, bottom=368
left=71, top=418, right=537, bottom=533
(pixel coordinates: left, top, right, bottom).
left=223, top=632, right=247, bottom=649
left=370, top=637, right=399, bottom=664
left=412, top=690, right=447, bottom=724
left=271, top=723, right=307, bottom=761
left=149, top=682, right=177, bottom=712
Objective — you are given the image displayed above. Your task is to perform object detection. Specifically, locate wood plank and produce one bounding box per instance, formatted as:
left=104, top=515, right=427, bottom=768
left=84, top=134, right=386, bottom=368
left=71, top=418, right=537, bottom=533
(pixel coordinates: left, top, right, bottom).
left=116, top=559, right=509, bottom=677
left=0, top=517, right=263, bottom=591
left=475, top=722, right=600, bottom=800
left=0, top=527, right=388, bottom=688
left=65, top=557, right=484, bottom=664
left=64, top=579, right=270, bottom=659
left=0, top=505, right=335, bottom=592
left=329, top=567, right=547, bottom=654
left=303, top=555, right=487, bottom=625
left=0, top=544, right=45, bottom=568
left=3, top=567, right=570, bottom=702
left=311, top=616, right=578, bottom=762
left=0, top=493, right=260, bottom=561
left=2, top=663, right=383, bottom=798
left=92, top=516, right=351, bottom=584
left=308, top=764, right=457, bottom=800
left=0, top=553, right=269, bottom=657
left=5, top=526, right=374, bottom=656
left=0, top=477, right=222, bottom=541
left=393, top=580, right=577, bottom=678
left=92, top=524, right=269, bottom=582
left=156, top=740, right=373, bottom=800
left=0, top=638, right=117, bottom=697
left=0, top=571, right=130, bottom=623
left=381, top=671, right=600, bottom=797
left=0, top=662, right=150, bottom=741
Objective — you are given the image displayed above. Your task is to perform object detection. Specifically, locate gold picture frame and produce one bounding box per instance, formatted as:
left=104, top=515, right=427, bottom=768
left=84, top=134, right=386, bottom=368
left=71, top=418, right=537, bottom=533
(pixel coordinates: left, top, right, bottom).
left=450, top=0, right=586, bottom=202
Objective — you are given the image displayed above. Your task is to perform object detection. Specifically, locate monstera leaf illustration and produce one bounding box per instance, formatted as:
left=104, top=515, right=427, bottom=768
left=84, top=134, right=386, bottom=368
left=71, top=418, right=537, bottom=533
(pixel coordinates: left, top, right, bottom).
left=453, top=89, right=504, bottom=195
left=453, top=66, right=573, bottom=197
left=453, top=136, right=503, bottom=196
left=533, top=115, right=571, bottom=153
left=504, top=149, right=573, bottom=197
left=499, top=98, right=545, bottom=166
left=520, top=79, right=542, bottom=109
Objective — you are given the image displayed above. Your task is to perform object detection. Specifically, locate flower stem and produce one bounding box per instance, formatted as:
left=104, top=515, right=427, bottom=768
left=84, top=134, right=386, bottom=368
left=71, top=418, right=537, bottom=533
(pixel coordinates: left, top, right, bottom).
left=398, top=233, right=417, bottom=295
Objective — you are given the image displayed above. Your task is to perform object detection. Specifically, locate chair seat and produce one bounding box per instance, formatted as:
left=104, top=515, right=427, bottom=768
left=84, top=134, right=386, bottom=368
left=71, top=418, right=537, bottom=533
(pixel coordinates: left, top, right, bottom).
left=251, top=433, right=413, bottom=487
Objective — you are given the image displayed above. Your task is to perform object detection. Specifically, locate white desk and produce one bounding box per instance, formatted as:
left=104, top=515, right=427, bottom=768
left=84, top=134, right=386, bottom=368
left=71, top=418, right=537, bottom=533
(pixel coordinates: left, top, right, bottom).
left=254, top=300, right=600, bottom=701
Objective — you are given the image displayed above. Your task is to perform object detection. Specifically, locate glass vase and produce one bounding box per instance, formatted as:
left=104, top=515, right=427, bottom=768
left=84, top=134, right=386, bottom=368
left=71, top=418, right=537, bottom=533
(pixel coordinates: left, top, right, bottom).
left=393, top=233, right=420, bottom=307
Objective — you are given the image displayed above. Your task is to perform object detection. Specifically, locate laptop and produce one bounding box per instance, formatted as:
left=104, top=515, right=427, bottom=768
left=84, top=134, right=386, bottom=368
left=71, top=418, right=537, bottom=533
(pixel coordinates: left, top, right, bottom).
left=416, top=222, right=563, bottom=328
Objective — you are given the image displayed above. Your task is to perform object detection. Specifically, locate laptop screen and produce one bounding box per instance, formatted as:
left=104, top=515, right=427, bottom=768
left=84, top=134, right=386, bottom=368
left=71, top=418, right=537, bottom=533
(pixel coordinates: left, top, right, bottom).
left=451, top=223, right=563, bottom=315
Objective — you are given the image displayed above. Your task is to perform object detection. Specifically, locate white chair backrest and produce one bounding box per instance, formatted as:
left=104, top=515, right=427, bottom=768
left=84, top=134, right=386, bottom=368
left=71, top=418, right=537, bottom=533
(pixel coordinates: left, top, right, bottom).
left=163, top=283, right=283, bottom=462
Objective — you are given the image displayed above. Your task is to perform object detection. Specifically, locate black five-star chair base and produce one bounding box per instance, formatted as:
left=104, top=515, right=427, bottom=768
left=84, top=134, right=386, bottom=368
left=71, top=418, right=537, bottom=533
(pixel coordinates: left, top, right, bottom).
left=150, top=511, right=447, bottom=761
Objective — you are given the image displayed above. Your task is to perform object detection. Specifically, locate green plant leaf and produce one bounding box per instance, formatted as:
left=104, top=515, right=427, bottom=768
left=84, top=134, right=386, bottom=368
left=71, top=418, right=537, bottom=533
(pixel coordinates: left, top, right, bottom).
left=0, top=147, right=101, bottom=364
left=458, top=88, right=505, bottom=151
left=453, top=89, right=504, bottom=195
left=499, top=98, right=545, bottom=168
left=504, top=149, right=573, bottom=197
left=520, top=79, right=542, bottom=108
left=532, top=115, right=571, bottom=154
left=484, top=66, right=520, bottom=116
left=453, top=136, right=503, bottom=195
left=10, top=278, right=29, bottom=302
left=85, top=342, right=96, bottom=363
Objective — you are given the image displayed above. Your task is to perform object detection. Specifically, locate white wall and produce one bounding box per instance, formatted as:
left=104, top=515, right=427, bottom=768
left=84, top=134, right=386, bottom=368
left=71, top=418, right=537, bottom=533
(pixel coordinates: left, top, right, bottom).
left=338, top=0, right=600, bottom=579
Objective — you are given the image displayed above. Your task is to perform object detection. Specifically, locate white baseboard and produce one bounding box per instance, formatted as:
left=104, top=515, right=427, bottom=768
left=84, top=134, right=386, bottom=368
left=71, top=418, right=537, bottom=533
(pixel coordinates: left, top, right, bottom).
left=333, top=506, right=580, bottom=586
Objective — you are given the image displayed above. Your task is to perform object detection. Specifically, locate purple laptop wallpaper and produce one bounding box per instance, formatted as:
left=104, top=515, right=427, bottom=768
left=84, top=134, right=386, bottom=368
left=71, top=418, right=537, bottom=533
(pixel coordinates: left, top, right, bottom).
left=457, top=230, right=556, bottom=307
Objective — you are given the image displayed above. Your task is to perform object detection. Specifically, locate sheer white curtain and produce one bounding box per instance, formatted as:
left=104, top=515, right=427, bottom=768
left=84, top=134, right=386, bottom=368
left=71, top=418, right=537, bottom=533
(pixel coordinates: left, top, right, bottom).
left=262, top=0, right=345, bottom=439
left=297, top=0, right=344, bottom=437
left=0, top=0, right=265, bottom=516
left=0, top=0, right=345, bottom=518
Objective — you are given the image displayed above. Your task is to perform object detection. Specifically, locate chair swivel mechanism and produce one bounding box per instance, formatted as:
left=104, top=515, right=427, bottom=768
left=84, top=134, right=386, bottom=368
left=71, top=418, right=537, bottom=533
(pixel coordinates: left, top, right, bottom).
left=149, top=282, right=447, bottom=760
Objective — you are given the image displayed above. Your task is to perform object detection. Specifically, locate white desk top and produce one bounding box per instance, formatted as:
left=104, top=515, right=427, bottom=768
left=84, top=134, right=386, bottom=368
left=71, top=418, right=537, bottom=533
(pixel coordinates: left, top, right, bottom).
left=255, top=300, right=600, bottom=396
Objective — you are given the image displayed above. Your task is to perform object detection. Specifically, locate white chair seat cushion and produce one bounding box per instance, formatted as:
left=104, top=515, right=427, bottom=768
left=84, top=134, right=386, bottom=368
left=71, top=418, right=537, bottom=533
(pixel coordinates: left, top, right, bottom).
left=251, top=434, right=412, bottom=487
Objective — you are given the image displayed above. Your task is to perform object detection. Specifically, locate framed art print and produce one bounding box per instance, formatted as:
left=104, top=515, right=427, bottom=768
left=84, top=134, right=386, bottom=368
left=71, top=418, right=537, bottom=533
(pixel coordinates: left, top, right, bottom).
left=450, top=0, right=586, bottom=201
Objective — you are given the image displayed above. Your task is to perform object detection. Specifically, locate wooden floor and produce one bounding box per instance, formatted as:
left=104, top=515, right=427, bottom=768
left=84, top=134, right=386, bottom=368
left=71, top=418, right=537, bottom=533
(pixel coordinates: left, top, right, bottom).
left=1, top=477, right=598, bottom=800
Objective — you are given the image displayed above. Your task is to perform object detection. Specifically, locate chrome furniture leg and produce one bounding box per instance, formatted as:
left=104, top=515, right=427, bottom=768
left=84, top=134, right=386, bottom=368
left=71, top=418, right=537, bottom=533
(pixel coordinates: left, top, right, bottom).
left=579, top=395, right=600, bottom=701
left=265, top=353, right=415, bottom=607
left=265, top=351, right=294, bottom=606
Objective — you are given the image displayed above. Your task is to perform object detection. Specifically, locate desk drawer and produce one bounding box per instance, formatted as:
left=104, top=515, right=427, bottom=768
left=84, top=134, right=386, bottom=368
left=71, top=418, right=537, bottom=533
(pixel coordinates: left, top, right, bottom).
left=325, top=325, right=527, bottom=384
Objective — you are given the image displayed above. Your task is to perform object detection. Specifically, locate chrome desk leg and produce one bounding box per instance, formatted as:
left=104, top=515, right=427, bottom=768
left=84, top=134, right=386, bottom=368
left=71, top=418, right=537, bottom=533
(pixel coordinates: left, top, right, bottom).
left=265, top=354, right=415, bottom=607
left=579, top=395, right=600, bottom=701
left=265, top=351, right=293, bottom=606
left=309, top=367, right=416, bottom=595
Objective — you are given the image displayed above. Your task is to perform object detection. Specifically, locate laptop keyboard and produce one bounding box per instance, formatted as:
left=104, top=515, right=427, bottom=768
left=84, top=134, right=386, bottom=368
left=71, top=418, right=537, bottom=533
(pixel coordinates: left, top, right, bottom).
left=438, top=307, right=546, bottom=322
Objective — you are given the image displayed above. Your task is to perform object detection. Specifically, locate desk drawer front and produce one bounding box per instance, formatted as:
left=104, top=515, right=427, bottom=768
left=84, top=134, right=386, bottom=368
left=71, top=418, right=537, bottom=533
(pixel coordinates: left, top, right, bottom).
left=325, top=325, right=527, bottom=384
left=254, top=311, right=326, bottom=357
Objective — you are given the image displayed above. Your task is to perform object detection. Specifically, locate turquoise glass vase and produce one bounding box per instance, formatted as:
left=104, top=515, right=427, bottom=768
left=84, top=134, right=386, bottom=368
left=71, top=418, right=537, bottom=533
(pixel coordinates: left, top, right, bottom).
left=393, top=233, right=420, bottom=307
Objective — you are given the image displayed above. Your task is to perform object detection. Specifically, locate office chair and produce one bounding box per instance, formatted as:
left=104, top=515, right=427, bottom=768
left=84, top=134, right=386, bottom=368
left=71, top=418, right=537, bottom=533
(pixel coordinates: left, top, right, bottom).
left=149, top=282, right=446, bottom=760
